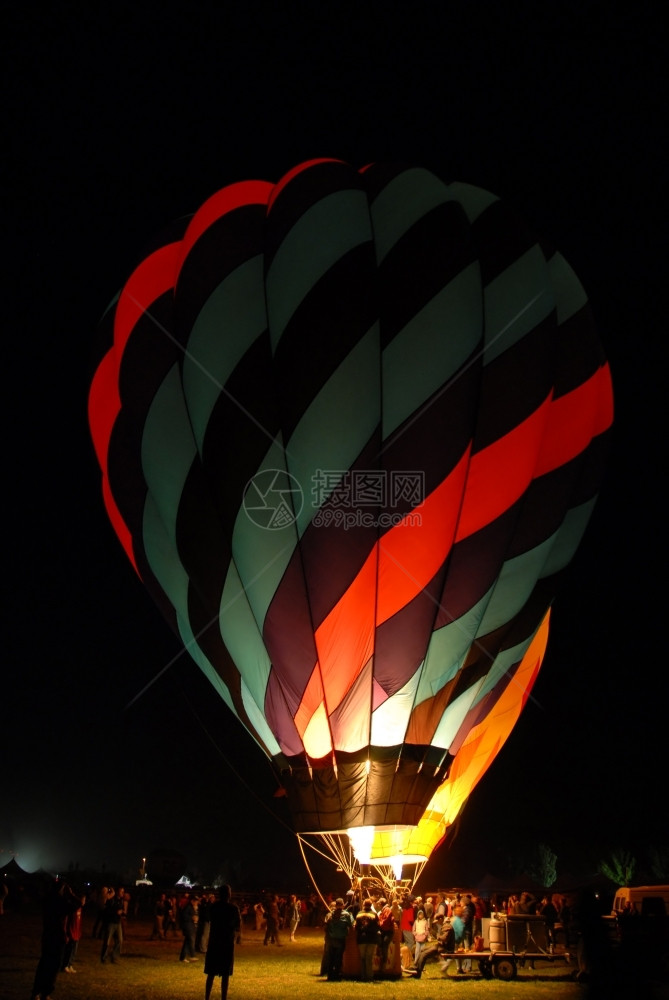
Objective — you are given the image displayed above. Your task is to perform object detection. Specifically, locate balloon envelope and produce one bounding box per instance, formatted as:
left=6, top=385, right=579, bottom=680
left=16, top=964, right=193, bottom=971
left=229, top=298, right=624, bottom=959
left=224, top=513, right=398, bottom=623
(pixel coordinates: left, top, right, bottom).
left=88, top=160, right=612, bottom=866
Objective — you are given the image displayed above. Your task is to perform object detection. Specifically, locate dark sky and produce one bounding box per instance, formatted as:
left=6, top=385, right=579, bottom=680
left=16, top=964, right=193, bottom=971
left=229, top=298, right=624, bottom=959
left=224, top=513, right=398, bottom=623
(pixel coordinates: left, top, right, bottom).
left=3, top=4, right=665, bottom=892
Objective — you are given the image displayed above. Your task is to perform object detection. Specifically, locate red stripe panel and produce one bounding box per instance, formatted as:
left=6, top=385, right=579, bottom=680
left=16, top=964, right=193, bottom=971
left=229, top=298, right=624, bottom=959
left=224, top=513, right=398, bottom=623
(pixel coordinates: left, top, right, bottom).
left=455, top=396, right=553, bottom=543
left=89, top=244, right=181, bottom=473
left=88, top=351, right=138, bottom=572
left=89, top=243, right=181, bottom=575
left=177, top=180, right=274, bottom=272
left=102, top=473, right=137, bottom=573
left=113, top=243, right=180, bottom=356
left=375, top=450, right=471, bottom=626
left=534, top=363, right=614, bottom=477
left=267, top=158, right=346, bottom=213
left=88, top=349, right=120, bottom=472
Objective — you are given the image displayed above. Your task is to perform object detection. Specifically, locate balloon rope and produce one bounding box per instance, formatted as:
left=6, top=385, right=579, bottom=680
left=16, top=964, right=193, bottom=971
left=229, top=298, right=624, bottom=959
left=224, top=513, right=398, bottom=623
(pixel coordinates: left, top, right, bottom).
left=296, top=836, right=332, bottom=912
left=410, top=860, right=427, bottom=891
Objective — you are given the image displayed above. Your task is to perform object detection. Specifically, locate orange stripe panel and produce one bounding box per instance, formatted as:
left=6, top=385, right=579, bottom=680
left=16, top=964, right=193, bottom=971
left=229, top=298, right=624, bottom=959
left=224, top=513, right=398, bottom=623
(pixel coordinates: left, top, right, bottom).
left=313, top=549, right=379, bottom=713
left=375, top=450, right=470, bottom=625
left=370, top=611, right=550, bottom=860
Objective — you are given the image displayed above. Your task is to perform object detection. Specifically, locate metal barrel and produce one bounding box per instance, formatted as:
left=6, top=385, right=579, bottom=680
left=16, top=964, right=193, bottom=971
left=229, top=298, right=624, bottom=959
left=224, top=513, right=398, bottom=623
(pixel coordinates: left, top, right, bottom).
left=489, top=919, right=506, bottom=952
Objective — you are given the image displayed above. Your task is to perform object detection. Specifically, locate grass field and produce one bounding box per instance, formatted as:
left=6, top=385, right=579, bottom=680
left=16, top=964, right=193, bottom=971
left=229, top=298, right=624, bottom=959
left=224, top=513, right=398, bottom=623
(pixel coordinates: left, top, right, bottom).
left=2, top=907, right=668, bottom=1000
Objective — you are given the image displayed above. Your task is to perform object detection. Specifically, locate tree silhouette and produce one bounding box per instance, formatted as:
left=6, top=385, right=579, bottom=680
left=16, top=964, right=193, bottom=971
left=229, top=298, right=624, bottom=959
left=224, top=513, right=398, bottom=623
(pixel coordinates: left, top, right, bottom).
left=599, top=848, right=636, bottom=886
left=526, top=843, right=558, bottom=888
left=647, top=845, right=669, bottom=881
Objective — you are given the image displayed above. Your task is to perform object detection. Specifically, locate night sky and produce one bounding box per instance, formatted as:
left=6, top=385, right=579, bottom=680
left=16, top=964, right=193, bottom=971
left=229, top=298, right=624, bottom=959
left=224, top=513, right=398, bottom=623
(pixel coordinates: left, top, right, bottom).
left=4, top=4, right=664, bottom=893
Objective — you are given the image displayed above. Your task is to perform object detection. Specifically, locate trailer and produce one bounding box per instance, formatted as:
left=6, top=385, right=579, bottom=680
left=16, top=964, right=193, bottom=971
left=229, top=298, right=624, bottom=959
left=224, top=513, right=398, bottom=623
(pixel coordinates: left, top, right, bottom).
left=410, top=913, right=572, bottom=981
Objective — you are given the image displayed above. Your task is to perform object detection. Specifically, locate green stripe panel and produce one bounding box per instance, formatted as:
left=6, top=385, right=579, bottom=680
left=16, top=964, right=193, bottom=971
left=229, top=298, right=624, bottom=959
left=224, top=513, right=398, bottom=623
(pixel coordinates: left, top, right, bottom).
left=178, top=613, right=281, bottom=756
left=382, top=262, right=482, bottom=438
left=370, top=664, right=422, bottom=747
left=141, top=366, right=196, bottom=623
left=547, top=251, right=589, bottom=325
left=414, top=589, right=494, bottom=706
left=264, top=188, right=372, bottom=350
left=539, top=498, right=598, bottom=578
left=448, top=182, right=499, bottom=225
left=431, top=628, right=536, bottom=749
left=182, top=255, right=267, bottom=452
left=142, top=365, right=198, bottom=545
left=471, top=628, right=536, bottom=704
left=241, top=677, right=282, bottom=756
left=176, top=615, right=236, bottom=715
left=368, top=167, right=456, bottom=263
left=142, top=492, right=190, bottom=622
left=286, top=323, right=381, bottom=537
left=483, top=246, right=555, bottom=364
left=219, top=560, right=273, bottom=709
left=230, top=436, right=300, bottom=630
left=431, top=687, right=475, bottom=750
left=476, top=536, right=556, bottom=637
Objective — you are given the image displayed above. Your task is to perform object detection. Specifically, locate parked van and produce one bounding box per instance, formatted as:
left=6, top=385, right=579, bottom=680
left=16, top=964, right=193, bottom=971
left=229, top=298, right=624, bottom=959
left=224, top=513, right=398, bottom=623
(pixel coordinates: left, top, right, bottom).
left=612, top=885, right=669, bottom=916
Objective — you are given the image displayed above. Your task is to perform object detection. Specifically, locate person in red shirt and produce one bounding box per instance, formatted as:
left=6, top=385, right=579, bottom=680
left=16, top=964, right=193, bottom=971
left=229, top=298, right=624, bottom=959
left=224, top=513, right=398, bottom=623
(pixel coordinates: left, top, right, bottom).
left=62, top=899, right=83, bottom=973
left=399, top=895, right=416, bottom=954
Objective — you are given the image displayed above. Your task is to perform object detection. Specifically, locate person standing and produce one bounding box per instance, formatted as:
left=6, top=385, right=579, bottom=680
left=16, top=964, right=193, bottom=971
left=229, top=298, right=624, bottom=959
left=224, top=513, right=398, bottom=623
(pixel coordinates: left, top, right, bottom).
left=516, top=890, right=537, bottom=914
left=197, top=892, right=214, bottom=952
left=539, top=894, right=559, bottom=950
left=263, top=893, right=282, bottom=946
left=377, top=896, right=395, bottom=969
left=461, top=894, right=475, bottom=950
left=399, top=894, right=416, bottom=954
left=253, top=899, right=265, bottom=931
left=151, top=893, right=167, bottom=940
left=354, top=899, right=380, bottom=981
left=440, top=905, right=467, bottom=975
left=204, top=884, right=240, bottom=1000
left=164, top=893, right=178, bottom=937
left=179, top=893, right=199, bottom=963
left=92, top=885, right=109, bottom=938
left=61, top=897, right=83, bottom=973
left=323, top=897, right=354, bottom=981
left=412, top=907, right=430, bottom=964
left=100, top=887, right=124, bottom=964
left=287, top=893, right=301, bottom=942
left=31, top=879, right=85, bottom=999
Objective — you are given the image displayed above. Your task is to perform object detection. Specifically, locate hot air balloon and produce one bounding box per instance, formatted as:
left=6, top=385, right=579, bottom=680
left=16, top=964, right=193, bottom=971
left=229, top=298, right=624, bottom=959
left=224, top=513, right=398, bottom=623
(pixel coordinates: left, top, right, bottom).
left=88, top=159, right=613, bottom=891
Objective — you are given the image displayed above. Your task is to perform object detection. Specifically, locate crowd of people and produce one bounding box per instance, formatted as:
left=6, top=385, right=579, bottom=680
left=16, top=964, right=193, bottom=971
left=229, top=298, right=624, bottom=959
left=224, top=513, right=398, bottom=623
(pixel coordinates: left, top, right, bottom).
left=315, top=884, right=579, bottom=981
left=26, top=876, right=588, bottom=996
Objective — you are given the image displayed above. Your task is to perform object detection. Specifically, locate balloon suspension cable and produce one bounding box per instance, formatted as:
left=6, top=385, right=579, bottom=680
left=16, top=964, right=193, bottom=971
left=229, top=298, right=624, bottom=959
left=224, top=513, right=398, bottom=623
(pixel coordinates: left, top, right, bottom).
left=296, top=835, right=337, bottom=913
left=297, top=833, right=358, bottom=880
left=409, top=860, right=427, bottom=892
left=320, top=833, right=358, bottom=880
